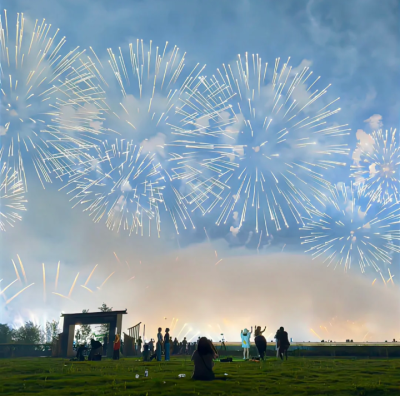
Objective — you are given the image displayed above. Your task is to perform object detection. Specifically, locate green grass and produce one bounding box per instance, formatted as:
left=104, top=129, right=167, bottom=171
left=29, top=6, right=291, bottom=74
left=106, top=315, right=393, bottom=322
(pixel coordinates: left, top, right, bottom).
left=0, top=357, right=399, bottom=395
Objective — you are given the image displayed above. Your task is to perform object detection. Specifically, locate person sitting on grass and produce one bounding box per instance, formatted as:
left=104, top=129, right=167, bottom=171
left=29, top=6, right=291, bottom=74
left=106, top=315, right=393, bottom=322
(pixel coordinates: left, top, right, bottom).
left=192, top=337, right=218, bottom=381
left=276, top=327, right=290, bottom=360
left=142, top=342, right=150, bottom=361
left=88, top=338, right=103, bottom=361
left=113, top=334, right=121, bottom=360
left=75, top=344, right=87, bottom=361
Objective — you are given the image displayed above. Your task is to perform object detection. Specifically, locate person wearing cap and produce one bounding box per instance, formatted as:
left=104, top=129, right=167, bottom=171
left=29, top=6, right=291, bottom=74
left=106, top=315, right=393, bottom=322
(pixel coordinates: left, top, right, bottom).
left=240, top=327, right=253, bottom=360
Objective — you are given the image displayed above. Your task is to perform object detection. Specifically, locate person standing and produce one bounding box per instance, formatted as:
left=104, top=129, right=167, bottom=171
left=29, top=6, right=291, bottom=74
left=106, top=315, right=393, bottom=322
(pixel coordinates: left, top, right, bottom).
left=164, top=328, right=171, bottom=361
left=254, top=326, right=267, bottom=359
left=182, top=337, right=188, bottom=354
left=149, top=339, right=154, bottom=354
left=276, top=327, right=290, bottom=360
left=156, top=328, right=163, bottom=361
left=173, top=338, right=179, bottom=354
left=103, top=334, right=108, bottom=356
left=241, top=327, right=253, bottom=360
left=113, top=334, right=121, bottom=360
left=137, top=336, right=143, bottom=354
left=274, top=329, right=280, bottom=357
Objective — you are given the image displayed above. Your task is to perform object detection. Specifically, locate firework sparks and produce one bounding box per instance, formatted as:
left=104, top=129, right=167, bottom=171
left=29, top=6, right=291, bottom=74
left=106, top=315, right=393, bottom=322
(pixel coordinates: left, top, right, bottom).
left=0, top=10, right=92, bottom=189
left=351, top=128, right=399, bottom=204
left=56, top=40, right=215, bottom=236
left=310, top=328, right=322, bottom=340
left=0, top=164, right=26, bottom=231
left=55, top=261, right=60, bottom=290
left=0, top=278, right=18, bottom=300
left=68, top=272, right=79, bottom=298
left=98, top=271, right=115, bottom=289
left=6, top=283, right=34, bottom=305
left=301, top=182, right=400, bottom=273
left=174, top=54, right=350, bottom=235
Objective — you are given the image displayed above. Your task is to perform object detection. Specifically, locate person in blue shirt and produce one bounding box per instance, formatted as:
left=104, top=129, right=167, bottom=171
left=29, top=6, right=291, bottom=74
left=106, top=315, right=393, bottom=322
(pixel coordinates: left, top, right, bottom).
left=164, top=328, right=170, bottom=361
left=241, top=327, right=253, bottom=360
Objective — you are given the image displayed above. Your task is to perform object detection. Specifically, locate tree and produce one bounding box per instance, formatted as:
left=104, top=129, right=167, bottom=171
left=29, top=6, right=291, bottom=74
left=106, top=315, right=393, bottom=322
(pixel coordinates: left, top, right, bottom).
left=0, top=324, right=14, bottom=343
left=98, top=303, right=113, bottom=337
left=13, top=321, right=41, bottom=344
left=45, top=320, right=60, bottom=343
left=75, top=309, right=93, bottom=345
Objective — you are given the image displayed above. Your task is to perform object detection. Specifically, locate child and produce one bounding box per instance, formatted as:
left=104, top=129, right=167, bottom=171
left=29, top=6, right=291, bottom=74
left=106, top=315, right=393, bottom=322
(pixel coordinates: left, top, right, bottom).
left=241, top=327, right=253, bottom=360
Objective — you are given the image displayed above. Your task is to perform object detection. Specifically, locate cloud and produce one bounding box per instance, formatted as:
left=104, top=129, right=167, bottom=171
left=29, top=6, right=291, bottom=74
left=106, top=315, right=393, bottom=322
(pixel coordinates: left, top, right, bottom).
left=290, top=59, right=313, bottom=76
left=0, top=126, right=8, bottom=135
left=121, top=181, right=132, bottom=192
left=230, top=225, right=240, bottom=237
left=141, top=133, right=166, bottom=157
left=364, top=114, right=383, bottom=130
left=58, top=103, right=103, bottom=136
left=352, top=129, right=375, bottom=166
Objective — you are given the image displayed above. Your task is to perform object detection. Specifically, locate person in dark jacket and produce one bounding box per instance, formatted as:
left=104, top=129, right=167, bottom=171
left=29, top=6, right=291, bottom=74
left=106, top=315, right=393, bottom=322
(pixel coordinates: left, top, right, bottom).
left=76, top=344, right=87, bottom=361
left=275, top=327, right=290, bottom=360
left=103, top=334, right=108, bottom=356
left=164, top=328, right=171, bottom=361
left=173, top=337, right=179, bottom=354
left=192, top=338, right=218, bottom=381
left=255, top=335, right=267, bottom=360
left=88, top=339, right=103, bottom=361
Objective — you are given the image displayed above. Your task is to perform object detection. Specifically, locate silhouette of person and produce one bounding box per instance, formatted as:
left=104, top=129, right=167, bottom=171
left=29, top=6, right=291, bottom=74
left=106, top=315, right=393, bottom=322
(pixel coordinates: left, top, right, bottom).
left=164, top=328, right=171, bottom=361
left=276, top=327, right=290, bottom=360
left=156, top=328, right=163, bottom=361
left=182, top=337, right=187, bottom=354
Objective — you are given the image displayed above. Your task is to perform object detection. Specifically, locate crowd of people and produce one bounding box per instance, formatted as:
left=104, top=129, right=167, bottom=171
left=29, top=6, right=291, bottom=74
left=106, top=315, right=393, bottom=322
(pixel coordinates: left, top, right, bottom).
left=74, top=325, right=290, bottom=380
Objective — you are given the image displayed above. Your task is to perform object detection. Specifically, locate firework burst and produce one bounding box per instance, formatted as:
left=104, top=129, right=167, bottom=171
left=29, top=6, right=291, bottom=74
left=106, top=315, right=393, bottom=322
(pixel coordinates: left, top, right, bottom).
left=65, top=138, right=200, bottom=236
left=301, top=182, right=400, bottom=273
left=57, top=40, right=215, bottom=235
left=351, top=128, right=399, bottom=204
left=0, top=163, right=26, bottom=231
left=0, top=10, right=93, bottom=190
left=171, top=54, right=350, bottom=235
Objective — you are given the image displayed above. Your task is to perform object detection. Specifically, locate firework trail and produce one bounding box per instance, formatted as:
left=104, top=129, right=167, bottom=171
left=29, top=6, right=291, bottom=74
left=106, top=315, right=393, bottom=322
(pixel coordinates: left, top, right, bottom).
left=170, top=54, right=350, bottom=235
left=301, top=182, right=400, bottom=273
left=351, top=128, right=399, bottom=204
left=1, top=256, right=122, bottom=308
left=58, top=40, right=215, bottom=235
left=0, top=10, right=94, bottom=190
left=0, top=163, right=26, bottom=231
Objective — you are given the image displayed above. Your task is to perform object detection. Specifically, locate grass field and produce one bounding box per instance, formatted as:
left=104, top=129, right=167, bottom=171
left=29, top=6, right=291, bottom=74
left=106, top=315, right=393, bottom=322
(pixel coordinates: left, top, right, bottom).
left=0, top=357, right=399, bottom=395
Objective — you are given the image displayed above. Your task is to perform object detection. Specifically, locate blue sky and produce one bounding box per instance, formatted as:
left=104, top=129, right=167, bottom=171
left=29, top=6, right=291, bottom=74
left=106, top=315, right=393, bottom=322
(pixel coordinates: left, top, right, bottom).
left=0, top=0, right=399, bottom=337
